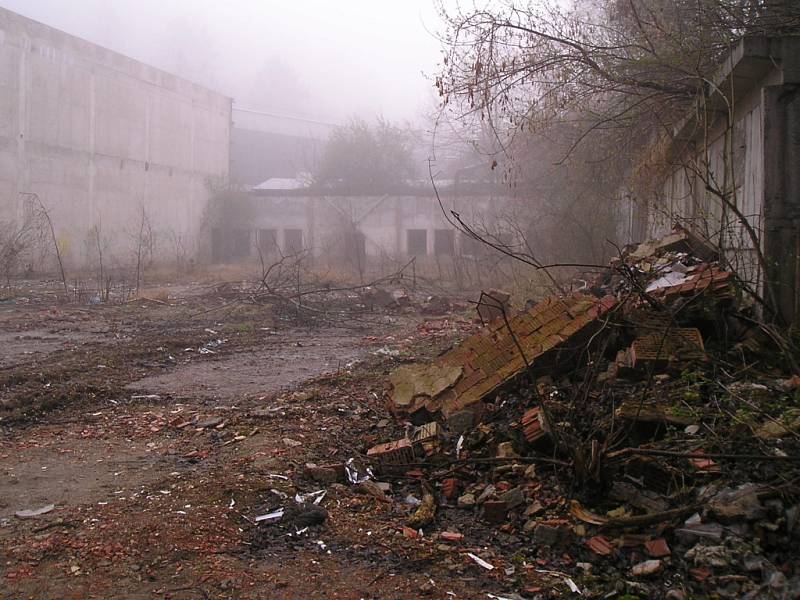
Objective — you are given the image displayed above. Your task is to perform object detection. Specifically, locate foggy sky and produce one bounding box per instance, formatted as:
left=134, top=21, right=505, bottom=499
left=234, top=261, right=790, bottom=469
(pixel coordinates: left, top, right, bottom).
left=0, top=0, right=448, bottom=124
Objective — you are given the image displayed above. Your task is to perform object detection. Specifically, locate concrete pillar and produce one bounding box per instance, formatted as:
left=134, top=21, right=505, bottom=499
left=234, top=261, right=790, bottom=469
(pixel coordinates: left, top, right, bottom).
left=762, top=84, right=800, bottom=324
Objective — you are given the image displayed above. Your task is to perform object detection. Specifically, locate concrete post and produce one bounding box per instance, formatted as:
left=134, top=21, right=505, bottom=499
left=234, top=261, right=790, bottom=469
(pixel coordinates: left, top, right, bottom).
left=762, top=84, right=800, bottom=324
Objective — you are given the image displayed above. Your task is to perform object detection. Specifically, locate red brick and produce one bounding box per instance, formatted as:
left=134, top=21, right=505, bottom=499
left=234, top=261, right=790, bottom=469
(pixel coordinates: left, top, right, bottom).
left=585, top=535, right=614, bottom=556
left=644, top=538, right=671, bottom=558
left=440, top=531, right=464, bottom=543
left=367, top=438, right=414, bottom=469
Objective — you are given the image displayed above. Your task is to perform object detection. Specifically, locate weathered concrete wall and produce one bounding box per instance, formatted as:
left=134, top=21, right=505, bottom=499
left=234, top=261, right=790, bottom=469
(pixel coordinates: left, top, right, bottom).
left=619, top=36, right=800, bottom=322
left=0, top=7, right=231, bottom=269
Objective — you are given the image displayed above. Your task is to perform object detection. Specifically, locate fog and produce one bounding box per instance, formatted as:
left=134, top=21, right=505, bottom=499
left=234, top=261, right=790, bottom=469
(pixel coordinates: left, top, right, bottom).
left=0, top=0, right=446, bottom=123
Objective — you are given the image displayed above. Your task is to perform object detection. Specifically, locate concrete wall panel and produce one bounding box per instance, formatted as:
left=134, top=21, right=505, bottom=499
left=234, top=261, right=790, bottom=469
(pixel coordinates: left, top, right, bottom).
left=0, top=7, right=231, bottom=267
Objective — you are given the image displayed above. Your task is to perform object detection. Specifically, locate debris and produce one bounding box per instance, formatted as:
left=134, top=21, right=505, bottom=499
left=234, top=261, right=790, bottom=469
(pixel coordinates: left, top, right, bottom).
left=685, top=544, right=730, bottom=568
left=294, top=490, right=326, bottom=506
left=570, top=500, right=608, bottom=525
left=409, top=421, right=444, bottom=456
left=439, top=531, right=463, bottom=543
left=466, top=552, right=495, bottom=570
left=282, top=437, right=302, bottom=448
left=585, top=535, right=615, bottom=556
left=344, top=458, right=373, bottom=484
left=303, top=463, right=342, bottom=484
left=496, top=442, right=518, bottom=459
left=353, top=481, right=390, bottom=503
left=533, top=520, right=570, bottom=546
left=290, top=505, right=328, bottom=528
left=367, top=438, right=415, bottom=471
left=482, top=500, right=508, bottom=523
left=15, top=504, right=55, bottom=519
left=644, top=538, right=671, bottom=558
left=520, top=407, right=550, bottom=444
left=407, top=484, right=437, bottom=528
left=386, top=363, right=463, bottom=421
left=441, top=478, right=460, bottom=501
left=630, top=559, right=663, bottom=577
left=629, top=327, right=705, bottom=369
left=254, top=509, right=284, bottom=524
left=457, top=493, right=476, bottom=508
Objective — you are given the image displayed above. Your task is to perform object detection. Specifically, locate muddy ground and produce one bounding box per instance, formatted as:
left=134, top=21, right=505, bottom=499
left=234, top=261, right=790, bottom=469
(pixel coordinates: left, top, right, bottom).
left=0, top=280, right=506, bottom=599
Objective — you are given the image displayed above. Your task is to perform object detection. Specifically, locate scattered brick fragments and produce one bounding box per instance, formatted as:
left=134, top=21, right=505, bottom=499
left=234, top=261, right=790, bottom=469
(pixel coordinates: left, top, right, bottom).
left=585, top=535, right=615, bottom=556
left=645, top=538, right=671, bottom=558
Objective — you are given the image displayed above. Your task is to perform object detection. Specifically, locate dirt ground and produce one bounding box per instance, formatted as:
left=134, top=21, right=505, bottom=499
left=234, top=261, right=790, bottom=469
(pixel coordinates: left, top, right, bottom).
left=0, top=280, right=505, bottom=599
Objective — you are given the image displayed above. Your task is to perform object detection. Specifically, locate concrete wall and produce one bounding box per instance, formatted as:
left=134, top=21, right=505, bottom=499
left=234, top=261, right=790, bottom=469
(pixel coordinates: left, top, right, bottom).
left=0, top=7, right=231, bottom=269
left=618, top=36, right=800, bottom=322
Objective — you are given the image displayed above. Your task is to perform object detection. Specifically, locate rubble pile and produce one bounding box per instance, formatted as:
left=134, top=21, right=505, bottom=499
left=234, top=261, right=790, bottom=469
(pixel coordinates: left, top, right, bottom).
left=335, top=227, right=800, bottom=598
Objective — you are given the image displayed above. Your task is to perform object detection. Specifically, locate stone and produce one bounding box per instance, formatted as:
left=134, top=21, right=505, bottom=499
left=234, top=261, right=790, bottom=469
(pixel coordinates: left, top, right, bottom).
left=524, top=500, right=544, bottom=517
left=303, top=463, right=341, bottom=484
left=457, top=493, right=476, bottom=508
left=482, top=500, right=508, bottom=524
left=523, top=464, right=537, bottom=479
left=387, top=363, right=463, bottom=419
left=644, top=538, right=671, bottom=558
left=447, top=410, right=476, bottom=434
left=630, top=559, right=663, bottom=577
left=476, top=484, right=496, bottom=504
left=709, top=484, right=765, bottom=521
left=523, top=519, right=538, bottom=534
left=499, top=486, right=525, bottom=510
left=533, top=521, right=569, bottom=546
left=686, top=544, right=730, bottom=568
left=665, top=590, right=687, bottom=600
left=282, top=437, right=302, bottom=448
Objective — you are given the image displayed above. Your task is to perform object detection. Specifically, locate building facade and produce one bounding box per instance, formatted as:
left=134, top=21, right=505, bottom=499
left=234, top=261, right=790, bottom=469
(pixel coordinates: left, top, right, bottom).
left=0, top=7, right=232, bottom=269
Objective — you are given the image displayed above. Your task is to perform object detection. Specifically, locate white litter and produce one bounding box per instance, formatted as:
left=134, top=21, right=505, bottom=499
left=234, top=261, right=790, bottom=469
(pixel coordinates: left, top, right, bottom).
left=255, top=508, right=284, bottom=523
left=467, top=553, right=495, bottom=570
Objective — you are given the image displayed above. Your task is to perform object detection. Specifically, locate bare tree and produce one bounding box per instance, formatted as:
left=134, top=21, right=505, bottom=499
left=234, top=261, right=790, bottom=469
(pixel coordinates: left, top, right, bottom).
left=132, top=205, right=153, bottom=293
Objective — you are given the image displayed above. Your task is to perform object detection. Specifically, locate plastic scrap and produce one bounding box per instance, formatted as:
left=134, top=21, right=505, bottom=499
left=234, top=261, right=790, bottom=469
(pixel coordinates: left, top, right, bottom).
left=295, top=490, right=326, bottom=505
left=254, top=508, right=284, bottom=524
left=467, top=553, right=495, bottom=570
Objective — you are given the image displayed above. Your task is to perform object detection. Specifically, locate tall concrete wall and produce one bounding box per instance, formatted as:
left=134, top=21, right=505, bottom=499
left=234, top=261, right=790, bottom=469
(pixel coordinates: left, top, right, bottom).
left=0, top=7, right=231, bottom=268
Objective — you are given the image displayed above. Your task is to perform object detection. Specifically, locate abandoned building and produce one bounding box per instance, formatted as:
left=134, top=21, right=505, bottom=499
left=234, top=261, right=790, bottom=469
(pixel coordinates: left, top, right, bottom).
left=210, top=182, right=515, bottom=274
left=0, top=7, right=232, bottom=266
left=2, top=3, right=800, bottom=322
